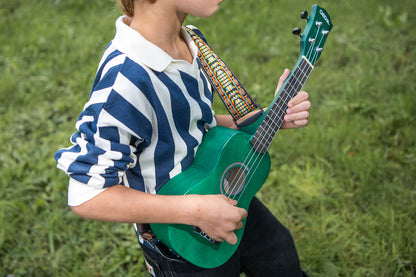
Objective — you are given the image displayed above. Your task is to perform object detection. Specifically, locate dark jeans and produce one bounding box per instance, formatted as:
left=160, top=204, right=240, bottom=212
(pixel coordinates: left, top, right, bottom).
left=138, top=197, right=306, bottom=277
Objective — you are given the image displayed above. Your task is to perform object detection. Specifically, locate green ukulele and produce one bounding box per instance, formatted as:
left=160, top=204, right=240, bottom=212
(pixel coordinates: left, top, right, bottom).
left=150, top=5, right=333, bottom=268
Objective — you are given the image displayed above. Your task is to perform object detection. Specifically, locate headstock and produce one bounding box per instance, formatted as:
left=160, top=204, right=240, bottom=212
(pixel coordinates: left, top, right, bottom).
left=293, top=5, right=333, bottom=66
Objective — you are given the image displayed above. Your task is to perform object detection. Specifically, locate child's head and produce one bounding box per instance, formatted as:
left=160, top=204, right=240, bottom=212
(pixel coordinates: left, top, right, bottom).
left=118, top=0, right=156, bottom=17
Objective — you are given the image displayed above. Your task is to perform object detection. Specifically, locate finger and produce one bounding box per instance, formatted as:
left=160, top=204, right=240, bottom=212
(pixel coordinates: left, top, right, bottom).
left=287, top=91, right=309, bottom=108
left=224, top=196, right=238, bottom=206
left=275, top=69, right=290, bottom=94
left=235, top=221, right=244, bottom=230
left=278, top=69, right=290, bottom=86
left=293, top=119, right=309, bottom=127
left=239, top=208, right=248, bottom=220
left=224, top=232, right=238, bottom=245
left=284, top=111, right=310, bottom=123
left=282, top=118, right=310, bottom=129
left=286, top=101, right=311, bottom=115
left=213, top=237, right=225, bottom=242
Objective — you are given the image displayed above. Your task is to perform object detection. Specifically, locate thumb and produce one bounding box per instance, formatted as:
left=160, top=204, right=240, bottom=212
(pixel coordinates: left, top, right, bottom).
left=275, top=69, right=290, bottom=95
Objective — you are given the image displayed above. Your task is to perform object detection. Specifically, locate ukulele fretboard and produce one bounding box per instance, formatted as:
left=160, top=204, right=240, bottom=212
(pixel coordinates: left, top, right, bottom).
left=250, top=57, right=313, bottom=153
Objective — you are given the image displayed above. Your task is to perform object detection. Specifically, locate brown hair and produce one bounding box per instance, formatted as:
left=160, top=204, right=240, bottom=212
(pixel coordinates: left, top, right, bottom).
left=118, top=0, right=156, bottom=17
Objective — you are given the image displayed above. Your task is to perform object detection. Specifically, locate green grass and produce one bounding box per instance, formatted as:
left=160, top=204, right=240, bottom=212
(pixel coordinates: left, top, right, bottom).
left=1, top=0, right=415, bottom=276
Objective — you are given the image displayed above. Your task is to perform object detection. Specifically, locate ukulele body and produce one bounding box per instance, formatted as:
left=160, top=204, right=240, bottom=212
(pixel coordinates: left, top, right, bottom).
left=150, top=126, right=271, bottom=268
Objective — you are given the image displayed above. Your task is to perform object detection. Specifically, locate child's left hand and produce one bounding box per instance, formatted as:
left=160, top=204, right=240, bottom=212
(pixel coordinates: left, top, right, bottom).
left=276, top=69, right=311, bottom=129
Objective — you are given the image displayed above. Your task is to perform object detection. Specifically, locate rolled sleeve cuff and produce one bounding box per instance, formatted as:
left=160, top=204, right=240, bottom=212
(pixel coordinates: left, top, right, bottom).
left=68, top=178, right=109, bottom=206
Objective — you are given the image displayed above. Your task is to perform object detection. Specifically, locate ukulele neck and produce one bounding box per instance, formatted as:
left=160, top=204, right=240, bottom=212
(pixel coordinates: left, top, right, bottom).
left=250, top=57, right=314, bottom=154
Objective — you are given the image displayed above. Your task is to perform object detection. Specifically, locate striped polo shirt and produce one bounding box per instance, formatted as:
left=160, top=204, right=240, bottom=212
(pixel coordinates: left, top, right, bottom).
left=54, top=16, right=216, bottom=206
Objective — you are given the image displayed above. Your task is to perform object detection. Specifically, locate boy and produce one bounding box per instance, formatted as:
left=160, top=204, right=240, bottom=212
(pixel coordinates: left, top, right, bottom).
left=55, top=0, right=311, bottom=275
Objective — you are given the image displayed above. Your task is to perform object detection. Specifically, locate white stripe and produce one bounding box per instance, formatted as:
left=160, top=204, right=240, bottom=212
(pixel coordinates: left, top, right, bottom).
left=148, top=71, right=188, bottom=167
left=176, top=73, right=205, bottom=144
left=75, top=115, right=94, bottom=130
left=101, top=54, right=126, bottom=80
left=113, top=73, right=154, bottom=123
left=113, top=70, right=159, bottom=194
left=56, top=135, right=88, bottom=172
left=85, top=87, right=112, bottom=107
left=96, top=109, right=140, bottom=167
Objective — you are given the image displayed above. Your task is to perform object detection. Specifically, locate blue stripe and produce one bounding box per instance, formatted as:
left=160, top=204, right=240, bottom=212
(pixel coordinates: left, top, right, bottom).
left=119, top=59, right=175, bottom=189
left=54, top=143, right=80, bottom=161
left=156, top=72, right=199, bottom=169
left=77, top=103, right=105, bottom=144
left=90, top=47, right=124, bottom=94
left=199, top=68, right=213, bottom=101
left=157, top=72, right=192, bottom=132
left=67, top=142, right=106, bottom=180
left=55, top=33, right=217, bottom=194
left=70, top=173, right=91, bottom=185
left=126, top=169, right=145, bottom=191
left=180, top=70, right=214, bottom=134
left=104, top=90, right=152, bottom=147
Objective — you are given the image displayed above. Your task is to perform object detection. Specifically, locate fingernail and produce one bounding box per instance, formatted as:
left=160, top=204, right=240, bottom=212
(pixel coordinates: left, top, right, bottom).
left=284, top=115, right=290, bottom=121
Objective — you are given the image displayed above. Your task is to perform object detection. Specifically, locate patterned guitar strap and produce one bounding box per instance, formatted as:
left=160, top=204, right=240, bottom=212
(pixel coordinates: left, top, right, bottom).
left=185, top=27, right=263, bottom=128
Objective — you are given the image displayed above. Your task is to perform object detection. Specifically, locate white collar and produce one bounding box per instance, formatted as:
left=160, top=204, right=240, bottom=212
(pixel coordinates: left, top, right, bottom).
left=112, top=16, right=198, bottom=72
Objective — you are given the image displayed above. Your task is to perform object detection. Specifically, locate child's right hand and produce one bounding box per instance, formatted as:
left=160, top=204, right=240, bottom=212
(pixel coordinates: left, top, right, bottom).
left=69, top=185, right=247, bottom=245
left=185, top=194, right=248, bottom=245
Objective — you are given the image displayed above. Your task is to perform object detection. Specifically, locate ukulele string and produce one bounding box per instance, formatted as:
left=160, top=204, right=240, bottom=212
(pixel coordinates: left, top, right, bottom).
left=235, top=67, right=309, bottom=203
left=310, top=34, right=324, bottom=65
left=226, top=22, right=322, bottom=198
left=230, top=60, right=312, bottom=202
left=306, top=24, right=320, bottom=60
left=228, top=62, right=309, bottom=199
left=234, top=81, right=304, bottom=202
left=227, top=85, right=291, bottom=199
left=228, top=17, right=327, bottom=198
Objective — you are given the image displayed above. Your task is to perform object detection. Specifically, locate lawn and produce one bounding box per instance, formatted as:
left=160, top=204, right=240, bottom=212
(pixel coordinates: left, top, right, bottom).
left=0, top=0, right=415, bottom=276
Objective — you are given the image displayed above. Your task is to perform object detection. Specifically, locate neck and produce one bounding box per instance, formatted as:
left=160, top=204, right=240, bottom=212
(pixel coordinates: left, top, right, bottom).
left=250, top=57, right=314, bottom=154
left=129, top=1, right=192, bottom=63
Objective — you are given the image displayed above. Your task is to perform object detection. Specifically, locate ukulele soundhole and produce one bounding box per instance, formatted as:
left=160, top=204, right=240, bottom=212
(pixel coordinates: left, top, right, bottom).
left=220, top=163, right=248, bottom=197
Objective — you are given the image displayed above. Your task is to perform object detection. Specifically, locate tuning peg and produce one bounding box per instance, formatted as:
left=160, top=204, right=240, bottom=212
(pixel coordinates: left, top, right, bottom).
left=300, top=11, right=308, bottom=20
left=292, top=27, right=301, bottom=37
